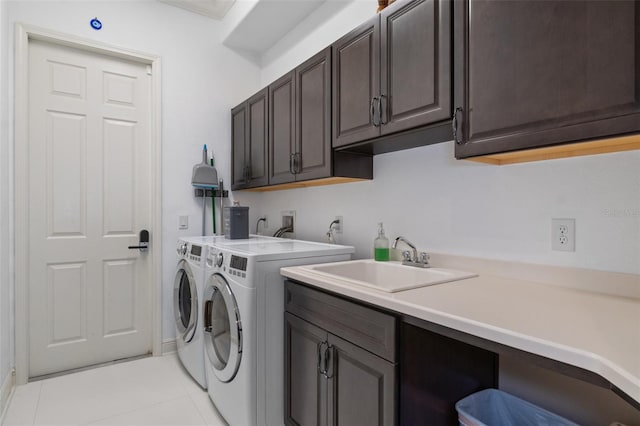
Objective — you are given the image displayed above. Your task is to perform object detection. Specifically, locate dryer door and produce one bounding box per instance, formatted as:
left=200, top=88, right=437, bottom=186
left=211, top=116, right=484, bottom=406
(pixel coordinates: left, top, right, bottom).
left=173, top=261, right=198, bottom=342
left=203, top=273, right=242, bottom=383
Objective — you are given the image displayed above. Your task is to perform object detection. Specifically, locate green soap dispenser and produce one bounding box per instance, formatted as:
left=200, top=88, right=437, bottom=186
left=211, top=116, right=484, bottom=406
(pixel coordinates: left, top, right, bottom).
left=374, top=222, right=389, bottom=261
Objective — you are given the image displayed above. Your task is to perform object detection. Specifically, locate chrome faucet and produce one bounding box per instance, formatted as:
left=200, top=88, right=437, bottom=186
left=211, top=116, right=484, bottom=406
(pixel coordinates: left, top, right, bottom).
left=326, top=218, right=340, bottom=244
left=392, top=236, right=430, bottom=268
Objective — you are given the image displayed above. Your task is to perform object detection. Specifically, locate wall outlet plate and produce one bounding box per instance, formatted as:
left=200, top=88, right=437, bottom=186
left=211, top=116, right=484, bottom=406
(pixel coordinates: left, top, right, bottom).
left=281, top=210, right=296, bottom=234
left=552, top=218, right=575, bottom=252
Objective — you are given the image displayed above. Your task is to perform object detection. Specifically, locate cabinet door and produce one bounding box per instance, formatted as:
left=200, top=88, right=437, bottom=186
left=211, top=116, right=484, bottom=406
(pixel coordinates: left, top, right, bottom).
left=296, top=47, right=332, bottom=182
left=455, top=0, right=640, bottom=158
left=380, top=0, right=451, bottom=136
left=327, top=334, right=396, bottom=426
left=247, top=88, right=269, bottom=187
left=269, top=72, right=296, bottom=185
left=332, top=16, right=381, bottom=148
left=231, top=102, right=247, bottom=189
left=285, top=313, right=328, bottom=426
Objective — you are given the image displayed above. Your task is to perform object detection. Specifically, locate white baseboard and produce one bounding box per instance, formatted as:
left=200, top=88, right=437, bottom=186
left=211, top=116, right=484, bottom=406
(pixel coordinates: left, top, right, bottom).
left=0, top=369, right=15, bottom=422
left=162, top=339, right=177, bottom=355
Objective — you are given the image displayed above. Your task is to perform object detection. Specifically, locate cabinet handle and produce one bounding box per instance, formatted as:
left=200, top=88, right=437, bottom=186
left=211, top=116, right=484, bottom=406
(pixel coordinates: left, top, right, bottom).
left=370, top=97, right=380, bottom=127
left=317, top=341, right=327, bottom=374
left=295, top=153, right=302, bottom=174
left=378, top=95, right=386, bottom=125
left=289, top=154, right=295, bottom=175
left=453, top=107, right=464, bottom=145
left=323, top=344, right=333, bottom=379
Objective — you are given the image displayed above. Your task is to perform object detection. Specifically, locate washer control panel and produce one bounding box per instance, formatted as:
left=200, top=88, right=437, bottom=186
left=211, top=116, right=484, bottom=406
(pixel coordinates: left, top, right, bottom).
left=228, top=255, right=248, bottom=279
left=230, top=255, right=247, bottom=271
left=188, top=244, right=202, bottom=263
left=207, top=248, right=250, bottom=281
left=177, top=241, right=202, bottom=264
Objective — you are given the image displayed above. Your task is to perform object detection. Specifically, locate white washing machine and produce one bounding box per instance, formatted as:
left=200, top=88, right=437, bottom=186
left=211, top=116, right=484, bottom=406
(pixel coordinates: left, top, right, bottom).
left=202, top=238, right=354, bottom=426
left=173, top=237, right=210, bottom=388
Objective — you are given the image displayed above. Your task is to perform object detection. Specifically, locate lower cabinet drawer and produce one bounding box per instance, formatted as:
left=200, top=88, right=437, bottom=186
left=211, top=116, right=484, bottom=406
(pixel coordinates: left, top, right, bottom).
left=285, top=280, right=397, bottom=362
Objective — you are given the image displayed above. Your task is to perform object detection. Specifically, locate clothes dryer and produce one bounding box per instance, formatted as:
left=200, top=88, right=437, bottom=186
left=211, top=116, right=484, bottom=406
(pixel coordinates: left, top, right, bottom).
left=202, top=239, right=354, bottom=425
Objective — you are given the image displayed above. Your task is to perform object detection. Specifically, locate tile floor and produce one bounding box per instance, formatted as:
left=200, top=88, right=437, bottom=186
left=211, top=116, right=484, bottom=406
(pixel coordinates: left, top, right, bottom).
left=1, top=355, right=227, bottom=426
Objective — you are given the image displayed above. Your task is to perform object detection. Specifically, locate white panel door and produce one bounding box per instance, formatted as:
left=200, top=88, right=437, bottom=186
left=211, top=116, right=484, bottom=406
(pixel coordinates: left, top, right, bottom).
left=28, top=39, right=152, bottom=377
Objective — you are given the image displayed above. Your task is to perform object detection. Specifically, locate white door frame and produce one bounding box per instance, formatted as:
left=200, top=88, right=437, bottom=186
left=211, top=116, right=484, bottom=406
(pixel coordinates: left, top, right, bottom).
left=14, top=23, right=163, bottom=385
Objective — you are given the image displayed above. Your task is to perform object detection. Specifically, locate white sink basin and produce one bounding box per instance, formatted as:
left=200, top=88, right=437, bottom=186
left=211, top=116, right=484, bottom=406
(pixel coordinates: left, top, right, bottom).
left=305, top=259, right=477, bottom=293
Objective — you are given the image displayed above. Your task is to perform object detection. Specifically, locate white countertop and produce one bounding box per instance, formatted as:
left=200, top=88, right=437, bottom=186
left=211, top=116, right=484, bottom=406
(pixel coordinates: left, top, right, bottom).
left=280, top=259, right=640, bottom=405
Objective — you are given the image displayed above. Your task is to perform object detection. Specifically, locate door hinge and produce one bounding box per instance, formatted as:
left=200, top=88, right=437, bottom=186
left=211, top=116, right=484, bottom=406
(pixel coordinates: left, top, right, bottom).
left=146, top=65, right=152, bottom=76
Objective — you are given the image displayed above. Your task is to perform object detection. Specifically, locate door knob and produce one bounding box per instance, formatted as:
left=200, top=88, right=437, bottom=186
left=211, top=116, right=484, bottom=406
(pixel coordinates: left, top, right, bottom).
left=128, top=229, right=149, bottom=252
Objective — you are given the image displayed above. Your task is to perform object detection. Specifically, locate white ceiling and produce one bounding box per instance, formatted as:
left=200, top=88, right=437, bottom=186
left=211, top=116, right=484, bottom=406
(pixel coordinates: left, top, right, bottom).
left=157, top=0, right=236, bottom=20
left=222, top=0, right=327, bottom=55
left=157, top=0, right=338, bottom=58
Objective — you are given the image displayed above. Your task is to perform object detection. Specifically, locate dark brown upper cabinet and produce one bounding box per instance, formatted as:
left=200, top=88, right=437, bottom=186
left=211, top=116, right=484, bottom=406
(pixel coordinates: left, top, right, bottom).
left=332, top=17, right=380, bottom=148
left=380, top=0, right=452, bottom=135
left=261, top=47, right=372, bottom=190
left=269, top=48, right=332, bottom=185
left=333, top=0, right=452, bottom=151
left=231, top=103, right=247, bottom=188
left=268, top=71, right=296, bottom=186
left=231, top=88, right=269, bottom=190
left=454, top=0, right=640, bottom=160
left=295, top=48, right=333, bottom=182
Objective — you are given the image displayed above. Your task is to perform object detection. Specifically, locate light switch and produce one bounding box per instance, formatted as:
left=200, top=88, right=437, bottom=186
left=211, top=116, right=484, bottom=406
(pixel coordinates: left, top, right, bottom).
left=179, top=215, right=188, bottom=230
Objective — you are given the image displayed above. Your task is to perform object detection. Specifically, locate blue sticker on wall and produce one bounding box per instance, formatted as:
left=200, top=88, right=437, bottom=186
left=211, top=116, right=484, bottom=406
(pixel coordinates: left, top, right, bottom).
left=90, top=18, right=102, bottom=30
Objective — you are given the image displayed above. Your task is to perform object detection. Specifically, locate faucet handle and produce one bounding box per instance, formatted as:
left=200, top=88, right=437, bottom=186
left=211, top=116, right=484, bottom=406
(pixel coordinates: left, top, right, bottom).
left=419, top=252, right=430, bottom=265
left=402, top=250, right=412, bottom=262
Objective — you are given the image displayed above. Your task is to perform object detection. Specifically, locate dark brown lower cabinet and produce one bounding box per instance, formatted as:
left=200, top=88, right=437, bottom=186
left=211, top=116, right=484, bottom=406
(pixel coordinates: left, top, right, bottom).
left=285, top=313, right=327, bottom=426
left=328, top=334, right=396, bottom=426
left=283, top=280, right=502, bottom=426
left=285, top=313, right=396, bottom=426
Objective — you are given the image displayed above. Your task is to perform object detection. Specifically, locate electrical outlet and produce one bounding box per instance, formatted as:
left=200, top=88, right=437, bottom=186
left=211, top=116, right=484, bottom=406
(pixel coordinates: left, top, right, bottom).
left=281, top=210, right=296, bottom=234
left=552, top=218, right=575, bottom=252
left=334, top=216, right=343, bottom=233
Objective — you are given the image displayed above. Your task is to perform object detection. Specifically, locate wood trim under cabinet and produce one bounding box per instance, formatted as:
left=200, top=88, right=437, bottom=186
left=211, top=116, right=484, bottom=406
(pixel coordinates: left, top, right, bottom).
left=241, top=176, right=369, bottom=192
left=465, top=134, right=640, bottom=165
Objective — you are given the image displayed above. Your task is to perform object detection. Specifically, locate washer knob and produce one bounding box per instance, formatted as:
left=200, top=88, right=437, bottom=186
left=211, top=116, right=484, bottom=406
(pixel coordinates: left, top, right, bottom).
left=216, top=252, right=224, bottom=267
left=178, top=243, right=188, bottom=256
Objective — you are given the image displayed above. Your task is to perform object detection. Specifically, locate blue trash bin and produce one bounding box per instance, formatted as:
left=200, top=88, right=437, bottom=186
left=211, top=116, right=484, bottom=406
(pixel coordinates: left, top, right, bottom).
left=455, top=389, right=578, bottom=426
